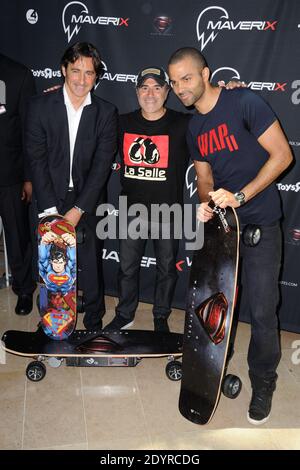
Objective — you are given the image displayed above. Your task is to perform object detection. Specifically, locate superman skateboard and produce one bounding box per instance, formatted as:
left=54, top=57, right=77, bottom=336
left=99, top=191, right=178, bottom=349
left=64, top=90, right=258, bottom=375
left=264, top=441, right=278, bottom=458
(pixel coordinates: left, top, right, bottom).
left=1, top=329, right=183, bottom=382
left=179, top=202, right=241, bottom=425
left=38, top=215, right=77, bottom=340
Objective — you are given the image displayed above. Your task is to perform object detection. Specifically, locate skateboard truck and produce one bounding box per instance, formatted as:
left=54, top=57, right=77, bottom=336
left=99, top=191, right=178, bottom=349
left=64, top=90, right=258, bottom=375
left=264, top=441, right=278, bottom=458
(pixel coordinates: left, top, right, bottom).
left=208, top=199, right=262, bottom=246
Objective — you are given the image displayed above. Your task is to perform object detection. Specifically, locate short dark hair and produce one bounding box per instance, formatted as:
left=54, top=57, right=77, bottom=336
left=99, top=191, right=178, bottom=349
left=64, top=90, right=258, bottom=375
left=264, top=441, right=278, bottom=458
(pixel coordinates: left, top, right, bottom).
left=168, top=47, right=208, bottom=70
left=60, top=42, right=104, bottom=81
left=50, top=244, right=66, bottom=263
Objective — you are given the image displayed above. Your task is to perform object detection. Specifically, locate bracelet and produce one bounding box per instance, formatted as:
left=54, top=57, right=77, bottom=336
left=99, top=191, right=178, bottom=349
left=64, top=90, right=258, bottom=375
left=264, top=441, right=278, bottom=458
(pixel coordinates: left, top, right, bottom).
left=74, top=205, right=85, bottom=215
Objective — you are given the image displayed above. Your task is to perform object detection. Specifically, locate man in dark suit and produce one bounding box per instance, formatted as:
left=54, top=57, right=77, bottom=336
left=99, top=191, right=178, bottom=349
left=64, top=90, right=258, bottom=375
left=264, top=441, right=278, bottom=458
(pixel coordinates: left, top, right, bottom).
left=0, top=53, right=36, bottom=315
left=25, top=42, right=117, bottom=330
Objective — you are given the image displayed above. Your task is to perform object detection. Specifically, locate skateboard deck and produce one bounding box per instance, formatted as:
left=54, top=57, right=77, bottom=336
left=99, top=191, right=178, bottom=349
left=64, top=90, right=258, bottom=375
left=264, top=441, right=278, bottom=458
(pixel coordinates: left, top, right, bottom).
left=179, top=203, right=239, bottom=424
left=2, top=329, right=183, bottom=378
left=38, top=215, right=77, bottom=340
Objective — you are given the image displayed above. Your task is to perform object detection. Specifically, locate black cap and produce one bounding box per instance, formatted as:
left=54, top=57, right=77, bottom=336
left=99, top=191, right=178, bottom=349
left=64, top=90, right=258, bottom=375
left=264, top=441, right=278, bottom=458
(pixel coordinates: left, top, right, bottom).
left=136, top=66, right=170, bottom=88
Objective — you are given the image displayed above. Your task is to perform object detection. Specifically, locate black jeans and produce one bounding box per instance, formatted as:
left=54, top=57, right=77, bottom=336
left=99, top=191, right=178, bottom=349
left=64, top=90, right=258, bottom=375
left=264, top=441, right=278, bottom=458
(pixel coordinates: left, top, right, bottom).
left=0, top=184, right=35, bottom=295
left=240, top=222, right=282, bottom=384
left=116, top=218, right=179, bottom=321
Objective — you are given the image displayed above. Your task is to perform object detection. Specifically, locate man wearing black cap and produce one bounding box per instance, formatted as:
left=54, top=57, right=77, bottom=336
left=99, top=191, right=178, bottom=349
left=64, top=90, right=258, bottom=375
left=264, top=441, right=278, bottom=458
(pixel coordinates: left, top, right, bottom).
left=104, top=66, right=191, bottom=332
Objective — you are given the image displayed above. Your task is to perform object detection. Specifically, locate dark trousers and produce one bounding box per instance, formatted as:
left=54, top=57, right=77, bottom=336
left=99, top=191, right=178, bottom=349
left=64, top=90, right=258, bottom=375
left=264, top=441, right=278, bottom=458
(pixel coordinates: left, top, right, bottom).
left=240, top=222, right=282, bottom=384
left=32, top=191, right=105, bottom=317
left=0, top=183, right=35, bottom=295
left=116, top=219, right=179, bottom=321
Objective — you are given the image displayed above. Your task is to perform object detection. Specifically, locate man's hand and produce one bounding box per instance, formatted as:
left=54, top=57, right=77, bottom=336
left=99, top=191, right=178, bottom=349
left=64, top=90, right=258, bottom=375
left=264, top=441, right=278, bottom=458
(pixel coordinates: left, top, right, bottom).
left=41, top=231, right=57, bottom=244
left=64, top=207, right=82, bottom=228
left=208, top=189, right=240, bottom=209
left=21, top=181, right=32, bottom=203
left=61, top=232, right=76, bottom=247
left=197, top=202, right=214, bottom=222
left=218, top=80, right=247, bottom=89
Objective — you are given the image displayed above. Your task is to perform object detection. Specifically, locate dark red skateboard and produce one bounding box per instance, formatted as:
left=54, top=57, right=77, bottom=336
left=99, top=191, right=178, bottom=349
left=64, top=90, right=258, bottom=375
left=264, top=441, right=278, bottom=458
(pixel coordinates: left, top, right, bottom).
left=179, top=202, right=241, bottom=424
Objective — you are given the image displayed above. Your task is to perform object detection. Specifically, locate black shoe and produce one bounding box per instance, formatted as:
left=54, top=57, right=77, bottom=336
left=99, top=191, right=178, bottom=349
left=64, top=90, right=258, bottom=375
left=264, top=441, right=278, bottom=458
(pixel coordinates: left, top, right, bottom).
left=103, top=315, right=134, bottom=332
left=154, top=317, right=170, bottom=333
left=15, top=294, right=33, bottom=316
left=83, top=312, right=103, bottom=331
left=247, top=377, right=277, bottom=425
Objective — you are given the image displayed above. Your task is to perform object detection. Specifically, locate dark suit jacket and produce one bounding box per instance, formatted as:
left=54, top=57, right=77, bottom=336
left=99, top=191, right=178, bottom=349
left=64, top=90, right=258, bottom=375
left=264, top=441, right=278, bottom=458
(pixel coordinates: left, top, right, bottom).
left=0, top=54, right=36, bottom=186
left=25, top=88, right=117, bottom=214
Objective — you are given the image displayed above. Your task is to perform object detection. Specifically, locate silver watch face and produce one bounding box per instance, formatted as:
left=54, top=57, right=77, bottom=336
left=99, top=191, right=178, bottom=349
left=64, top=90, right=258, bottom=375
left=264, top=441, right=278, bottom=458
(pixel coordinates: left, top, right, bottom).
left=235, top=192, right=245, bottom=204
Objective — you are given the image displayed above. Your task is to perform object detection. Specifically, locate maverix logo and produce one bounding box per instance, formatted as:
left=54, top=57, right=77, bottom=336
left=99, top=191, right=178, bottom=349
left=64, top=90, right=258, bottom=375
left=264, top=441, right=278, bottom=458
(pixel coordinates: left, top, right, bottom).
left=62, top=1, right=129, bottom=43
left=196, top=6, right=277, bottom=50
left=211, top=67, right=287, bottom=92
left=100, top=60, right=136, bottom=84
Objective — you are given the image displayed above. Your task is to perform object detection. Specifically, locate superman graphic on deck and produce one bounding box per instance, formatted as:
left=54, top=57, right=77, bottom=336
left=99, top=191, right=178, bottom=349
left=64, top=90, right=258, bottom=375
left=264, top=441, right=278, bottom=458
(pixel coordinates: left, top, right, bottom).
left=39, top=239, right=76, bottom=294
left=38, top=216, right=77, bottom=340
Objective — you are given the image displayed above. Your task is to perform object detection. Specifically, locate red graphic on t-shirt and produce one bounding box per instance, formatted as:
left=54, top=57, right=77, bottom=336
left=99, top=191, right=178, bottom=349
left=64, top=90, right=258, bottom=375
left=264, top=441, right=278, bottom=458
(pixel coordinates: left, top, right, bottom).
left=197, top=123, right=239, bottom=157
left=123, top=133, right=169, bottom=168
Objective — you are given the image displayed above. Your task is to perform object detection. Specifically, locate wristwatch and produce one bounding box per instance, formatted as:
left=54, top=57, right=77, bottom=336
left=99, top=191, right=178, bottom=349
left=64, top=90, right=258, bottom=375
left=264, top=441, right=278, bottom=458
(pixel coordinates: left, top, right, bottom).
left=234, top=191, right=246, bottom=206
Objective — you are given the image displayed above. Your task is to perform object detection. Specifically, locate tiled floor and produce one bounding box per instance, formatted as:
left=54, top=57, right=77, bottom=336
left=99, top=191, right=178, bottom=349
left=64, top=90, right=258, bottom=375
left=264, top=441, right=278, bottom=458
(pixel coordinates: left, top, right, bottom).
left=0, top=287, right=300, bottom=450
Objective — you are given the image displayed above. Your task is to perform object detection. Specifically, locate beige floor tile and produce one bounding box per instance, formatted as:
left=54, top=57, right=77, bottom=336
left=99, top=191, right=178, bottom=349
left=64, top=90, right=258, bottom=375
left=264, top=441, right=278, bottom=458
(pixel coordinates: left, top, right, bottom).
left=23, top=366, right=86, bottom=449
left=266, top=361, right=300, bottom=428
left=151, top=428, right=278, bottom=450
left=280, top=330, right=300, bottom=350
left=105, top=295, right=118, bottom=309
left=82, top=367, right=149, bottom=444
left=88, top=435, right=153, bottom=450
left=268, top=428, right=300, bottom=450
left=0, top=371, right=25, bottom=449
left=1, top=283, right=300, bottom=450
left=27, top=442, right=88, bottom=450
left=281, top=348, right=300, bottom=383
left=133, top=357, right=193, bottom=435
left=233, top=321, right=251, bottom=353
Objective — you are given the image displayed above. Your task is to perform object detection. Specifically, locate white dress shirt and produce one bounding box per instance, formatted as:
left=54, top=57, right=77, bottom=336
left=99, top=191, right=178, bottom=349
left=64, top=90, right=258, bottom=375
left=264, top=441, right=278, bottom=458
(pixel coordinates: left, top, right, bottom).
left=63, top=85, right=91, bottom=188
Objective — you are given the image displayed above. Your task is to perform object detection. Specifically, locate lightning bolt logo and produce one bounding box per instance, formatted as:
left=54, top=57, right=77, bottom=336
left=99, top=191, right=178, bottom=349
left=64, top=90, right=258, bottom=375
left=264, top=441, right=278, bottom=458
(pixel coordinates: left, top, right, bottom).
left=62, top=1, right=89, bottom=43
left=196, top=6, right=229, bottom=51
left=185, top=163, right=198, bottom=199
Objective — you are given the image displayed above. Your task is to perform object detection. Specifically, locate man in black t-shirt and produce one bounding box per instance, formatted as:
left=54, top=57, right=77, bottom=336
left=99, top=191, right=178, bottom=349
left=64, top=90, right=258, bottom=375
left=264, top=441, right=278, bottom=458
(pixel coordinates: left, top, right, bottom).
left=0, top=54, right=36, bottom=315
left=104, top=66, right=191, bottom=333
left=168, top=47, right=292, bottom=425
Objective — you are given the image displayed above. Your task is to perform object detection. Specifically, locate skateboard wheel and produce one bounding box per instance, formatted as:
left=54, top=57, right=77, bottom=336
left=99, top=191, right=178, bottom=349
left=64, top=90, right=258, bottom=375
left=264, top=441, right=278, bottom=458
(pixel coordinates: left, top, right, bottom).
left=242, top=225, right=261, bottom=247
left=26, top=361, right=46, bottom=382
left=76, top=228, right=85, bottom=244
left=222, top=374, right=242, bottom=399
left=77, top=295, right=85, bottom=313
left=166, top=361, right=182, bottom=381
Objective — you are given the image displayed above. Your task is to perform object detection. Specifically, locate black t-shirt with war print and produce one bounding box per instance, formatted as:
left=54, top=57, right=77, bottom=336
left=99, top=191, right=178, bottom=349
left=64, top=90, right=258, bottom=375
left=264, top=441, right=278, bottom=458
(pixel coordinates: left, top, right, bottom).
left=187, top=88, right=281, bottom=225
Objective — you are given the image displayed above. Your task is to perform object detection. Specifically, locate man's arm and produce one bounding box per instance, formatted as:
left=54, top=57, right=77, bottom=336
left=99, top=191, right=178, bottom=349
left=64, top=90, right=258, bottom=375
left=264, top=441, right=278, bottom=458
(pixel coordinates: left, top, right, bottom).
left=25, top=98, right=59, bottom=212
left=194, top=160, right=215, bottom=222
left=72, top=105, right=118, bottom=213
left=19, top=67, right=36, bottom=202
left=209, top=120, right=293, bottom=209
